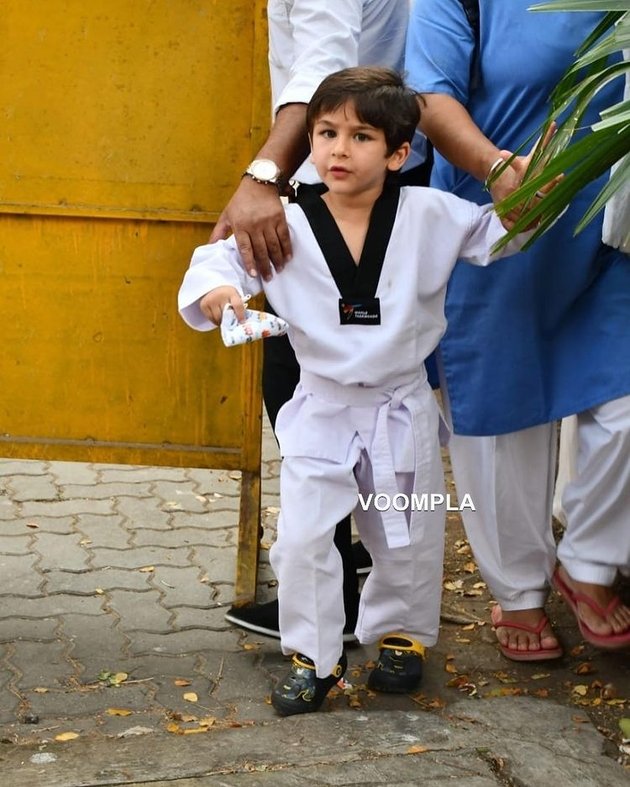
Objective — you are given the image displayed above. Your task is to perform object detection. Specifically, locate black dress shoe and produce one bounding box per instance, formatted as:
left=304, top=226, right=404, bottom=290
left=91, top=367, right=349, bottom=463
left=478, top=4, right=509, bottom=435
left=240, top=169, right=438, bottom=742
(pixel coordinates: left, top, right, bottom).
left=271, top=651, right=347, bottom=716
left=225, top=598, right=358, bottom=642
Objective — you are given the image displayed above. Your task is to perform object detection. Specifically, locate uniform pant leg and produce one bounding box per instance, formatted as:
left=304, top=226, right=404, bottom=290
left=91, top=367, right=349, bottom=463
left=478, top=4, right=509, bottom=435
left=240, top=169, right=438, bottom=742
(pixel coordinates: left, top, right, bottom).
left=262, top=303, right=359, bottom=621
left=448, top=425, right=557, bottom=610
left=269, top=452, right=360, bottom=678
left=353, top=457, right=446, bottom=647
left=558, top=394, right=630, bottom=583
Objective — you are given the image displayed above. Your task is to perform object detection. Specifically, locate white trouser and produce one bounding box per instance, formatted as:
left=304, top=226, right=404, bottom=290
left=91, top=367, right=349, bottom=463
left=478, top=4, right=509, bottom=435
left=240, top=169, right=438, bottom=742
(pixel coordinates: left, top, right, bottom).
left=447, top=395, right=630, bottom=609
left=552, top=416, right=578, bottom=526
left=270, top=428, right=445, bottom=678
left=558, top=395, right=630, bottom=584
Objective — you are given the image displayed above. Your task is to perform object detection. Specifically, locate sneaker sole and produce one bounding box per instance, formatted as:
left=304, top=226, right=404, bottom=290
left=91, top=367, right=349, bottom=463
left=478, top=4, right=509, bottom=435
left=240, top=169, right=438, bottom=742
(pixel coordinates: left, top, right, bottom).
left=224, top=612, right=358, bottom=644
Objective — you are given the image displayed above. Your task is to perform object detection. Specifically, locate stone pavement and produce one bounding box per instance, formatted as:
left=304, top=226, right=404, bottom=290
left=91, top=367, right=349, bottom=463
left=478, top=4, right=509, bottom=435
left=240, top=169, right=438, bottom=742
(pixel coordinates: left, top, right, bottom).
left=0, top=421, right=628, bottom=786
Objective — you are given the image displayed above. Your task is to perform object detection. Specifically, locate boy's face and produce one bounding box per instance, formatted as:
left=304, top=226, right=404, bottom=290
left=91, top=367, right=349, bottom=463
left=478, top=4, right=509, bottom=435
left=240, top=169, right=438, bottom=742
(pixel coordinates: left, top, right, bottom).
left=309, top=101, right=409, bottom=198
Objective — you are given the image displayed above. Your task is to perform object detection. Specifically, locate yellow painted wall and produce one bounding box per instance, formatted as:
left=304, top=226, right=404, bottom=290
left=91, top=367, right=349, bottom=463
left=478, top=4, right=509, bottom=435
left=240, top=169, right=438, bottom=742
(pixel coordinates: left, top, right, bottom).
left=0, top=0, right=269, bottom=471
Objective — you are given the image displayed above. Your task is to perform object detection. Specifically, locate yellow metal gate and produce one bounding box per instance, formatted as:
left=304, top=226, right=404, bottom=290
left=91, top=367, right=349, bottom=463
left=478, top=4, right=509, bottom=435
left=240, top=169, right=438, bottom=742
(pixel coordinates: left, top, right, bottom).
left=0, top=1, right=270, bottom=603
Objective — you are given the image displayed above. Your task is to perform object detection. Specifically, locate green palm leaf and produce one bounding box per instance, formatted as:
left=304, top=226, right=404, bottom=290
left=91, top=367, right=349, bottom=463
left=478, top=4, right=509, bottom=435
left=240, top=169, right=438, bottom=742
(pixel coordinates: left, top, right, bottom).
left=494, top=1, right=629, bottom=247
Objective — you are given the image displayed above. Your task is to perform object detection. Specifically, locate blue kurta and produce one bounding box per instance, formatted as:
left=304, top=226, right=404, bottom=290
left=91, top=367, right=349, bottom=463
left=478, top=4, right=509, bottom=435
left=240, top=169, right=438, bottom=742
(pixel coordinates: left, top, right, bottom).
left=405, top=0, right=630, bottom=435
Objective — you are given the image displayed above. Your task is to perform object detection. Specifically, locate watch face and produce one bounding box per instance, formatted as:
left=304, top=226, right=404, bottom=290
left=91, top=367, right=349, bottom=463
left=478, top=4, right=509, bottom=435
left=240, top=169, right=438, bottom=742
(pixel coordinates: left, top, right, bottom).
left=251, top=159, right=279, bottom=181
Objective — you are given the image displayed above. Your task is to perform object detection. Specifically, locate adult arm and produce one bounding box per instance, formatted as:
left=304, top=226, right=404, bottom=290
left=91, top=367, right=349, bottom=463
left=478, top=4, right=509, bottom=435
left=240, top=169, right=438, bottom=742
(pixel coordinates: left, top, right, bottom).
left=210, top=104, right=310, bottom=280
left=405, top=0, right=526, bottom=223
left=211, top=0, right=364, bottom=281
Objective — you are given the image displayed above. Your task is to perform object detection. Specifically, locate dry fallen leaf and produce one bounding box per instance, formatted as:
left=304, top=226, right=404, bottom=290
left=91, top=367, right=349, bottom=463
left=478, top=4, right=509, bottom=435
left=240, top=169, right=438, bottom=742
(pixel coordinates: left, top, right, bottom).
left=33, top=687, right=49, bottom=694
left=183, top=692, right=198, bottom=703
left=174, top=679, right=191, bottom=687
left=445, top=663, right=458, bottom=674
left=110, top=672, right=129, bottom=686
left=572, top=685, right=589, bottom=696
left=574, top=662, right=595, bottom=675
left=243, top=643, right=260, bottom=652
left=106, top=708, right=133, bottom=717
left=407, top=745, right=429, bottom=754
left=55, top=732, right=79, bottom=742
left=139, top=566, right=155, bottom=573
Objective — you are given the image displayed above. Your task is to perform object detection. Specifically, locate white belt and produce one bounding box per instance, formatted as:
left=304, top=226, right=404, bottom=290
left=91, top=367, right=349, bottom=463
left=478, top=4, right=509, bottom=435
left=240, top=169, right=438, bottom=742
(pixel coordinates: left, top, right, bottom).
left=299, top=370, right=429, bottom=549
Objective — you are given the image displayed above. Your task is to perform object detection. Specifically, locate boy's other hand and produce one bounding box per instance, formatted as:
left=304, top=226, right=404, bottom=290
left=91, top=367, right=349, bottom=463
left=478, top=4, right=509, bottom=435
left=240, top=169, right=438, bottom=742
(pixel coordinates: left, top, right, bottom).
left=210, top=177, right=292, bottom=282
left=200, top=286, right=246, bottom=326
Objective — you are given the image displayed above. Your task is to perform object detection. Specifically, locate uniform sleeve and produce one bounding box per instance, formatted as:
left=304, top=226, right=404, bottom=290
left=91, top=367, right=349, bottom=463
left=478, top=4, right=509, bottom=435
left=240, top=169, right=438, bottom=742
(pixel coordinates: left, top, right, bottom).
left=270, top=0, right=364, bottom=111
left=404, top=0, right=474, bottom=105
left=460, top=202, right=533, bottom=266
left=177, top=238, right=263, bottom=332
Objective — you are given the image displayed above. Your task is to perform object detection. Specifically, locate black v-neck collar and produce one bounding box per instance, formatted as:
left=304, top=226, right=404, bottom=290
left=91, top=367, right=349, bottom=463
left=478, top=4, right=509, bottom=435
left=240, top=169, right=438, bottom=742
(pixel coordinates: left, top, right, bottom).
left=296, top=182, right=400, bottom=298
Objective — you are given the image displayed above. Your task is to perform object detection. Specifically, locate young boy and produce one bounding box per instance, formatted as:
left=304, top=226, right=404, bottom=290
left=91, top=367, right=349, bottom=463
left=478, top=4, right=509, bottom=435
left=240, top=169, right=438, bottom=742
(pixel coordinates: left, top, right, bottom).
left=179, top=67, right=537, bottom=716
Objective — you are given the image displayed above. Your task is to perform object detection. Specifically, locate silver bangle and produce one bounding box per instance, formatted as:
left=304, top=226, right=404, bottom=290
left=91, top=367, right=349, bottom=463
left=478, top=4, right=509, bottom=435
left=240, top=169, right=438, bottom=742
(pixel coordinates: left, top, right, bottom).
left=483, top=157, right=505, bottom=192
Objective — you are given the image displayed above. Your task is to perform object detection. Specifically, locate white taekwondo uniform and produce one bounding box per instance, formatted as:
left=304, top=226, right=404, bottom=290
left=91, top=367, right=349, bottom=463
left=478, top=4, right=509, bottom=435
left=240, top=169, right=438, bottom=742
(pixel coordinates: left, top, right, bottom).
left=179, top=184, right=527, bottom=677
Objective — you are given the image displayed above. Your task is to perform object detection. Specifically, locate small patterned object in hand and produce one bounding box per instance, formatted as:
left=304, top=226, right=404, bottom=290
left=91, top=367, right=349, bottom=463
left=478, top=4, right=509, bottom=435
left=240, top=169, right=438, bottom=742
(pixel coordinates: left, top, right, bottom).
left=220, top=301, right=288, bottom=347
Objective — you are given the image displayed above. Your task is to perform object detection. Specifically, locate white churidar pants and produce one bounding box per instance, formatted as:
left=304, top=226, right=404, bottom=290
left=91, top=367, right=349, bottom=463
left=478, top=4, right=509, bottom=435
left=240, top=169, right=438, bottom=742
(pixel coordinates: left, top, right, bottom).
left=270, top=372, right=446, bottom=678
left=446, top=395, right=630, bottom=609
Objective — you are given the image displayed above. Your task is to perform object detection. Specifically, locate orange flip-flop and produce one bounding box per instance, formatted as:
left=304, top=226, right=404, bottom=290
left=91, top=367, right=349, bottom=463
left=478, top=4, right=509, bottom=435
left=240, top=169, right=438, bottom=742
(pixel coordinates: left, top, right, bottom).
left=552, top=567, right=630, bottom=650
left=491, top=605, right=563, bottom=661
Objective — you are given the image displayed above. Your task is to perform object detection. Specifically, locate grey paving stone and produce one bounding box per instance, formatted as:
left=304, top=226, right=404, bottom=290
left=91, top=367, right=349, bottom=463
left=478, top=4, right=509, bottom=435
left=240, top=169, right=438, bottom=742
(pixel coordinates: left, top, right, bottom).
left=95, top=710, right=164, bottom=738
left=121, top=653, right=202, bottom=682
left=171, top=607, right=229, bottom=631
left=32, top=532, right=92, bottom=572
left=0, top=553, right=43, bottom=597
left=0, top=460, right=48, bottom=477
left=60, top=482, right=153, bottom=500
left=191, top=546, right=237, bottom=585
left=19, top=499, right=115, bottom=518
left=0, top=534, right=33, bottom=555
left=0, top=618, right=59, bottom=644
left=132, top=527, right=209, bottom=549
left=152, top=481, right=210, bottom=514
left=106, top=589, right=172, bottom=634
left=8, top=641, right=75, bottom=689
left=152, top=680, right=225, bottom=718
left=8, top=474, right=59, bottom=503
left=128, top=628, right=242, bottom=657
left=61, top=614, right=130, bottom=682
left=47, top=461, right=100, bottom=485
left=0, top=692, right=21, bottom=725
left=149, top=566, right=216, bottom=608
left=169, top=511, right=238, bottom=533
left=26, top=684, right=153, bottom=720
left=44, top=568, right=151, bottom=595
left=116, top=497, right=171, bottom=530
left=99, top=465, right=193, bottom=483
left=206, top=586, right=237, bottom=606
left=186, top=468, right=242, bottom=497
left=0, top=499, right=19, bottom=520
left=0, top=595, right=105, bottom=619
left=261, top=460, right=281, bottom=481
left=89, top=546, right=192, bottom=570
left=73, top=514, right=132, bottom=549
left=2, top=516, right=75, bottom=535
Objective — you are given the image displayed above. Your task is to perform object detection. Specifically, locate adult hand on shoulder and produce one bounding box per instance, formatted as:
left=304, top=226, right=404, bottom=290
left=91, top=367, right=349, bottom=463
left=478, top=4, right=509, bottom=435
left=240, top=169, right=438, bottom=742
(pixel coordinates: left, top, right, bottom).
left=210, top=177, right=292, bottom=282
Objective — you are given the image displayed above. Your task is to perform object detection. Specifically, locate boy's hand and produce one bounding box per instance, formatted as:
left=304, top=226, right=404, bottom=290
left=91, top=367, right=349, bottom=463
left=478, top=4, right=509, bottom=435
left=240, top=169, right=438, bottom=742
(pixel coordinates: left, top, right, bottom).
left=199, top=286, right=246, bottom=326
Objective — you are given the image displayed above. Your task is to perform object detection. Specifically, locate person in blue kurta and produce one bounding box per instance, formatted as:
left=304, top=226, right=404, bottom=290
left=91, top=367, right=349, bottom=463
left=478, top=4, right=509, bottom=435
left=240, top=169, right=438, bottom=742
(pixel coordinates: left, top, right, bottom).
left=406, top=0, right=630, bottom=656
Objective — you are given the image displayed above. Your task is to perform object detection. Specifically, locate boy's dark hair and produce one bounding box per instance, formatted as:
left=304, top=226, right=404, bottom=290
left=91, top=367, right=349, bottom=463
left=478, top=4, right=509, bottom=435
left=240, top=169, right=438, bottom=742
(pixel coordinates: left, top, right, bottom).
left=306, top=66, right=421, bottom=155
